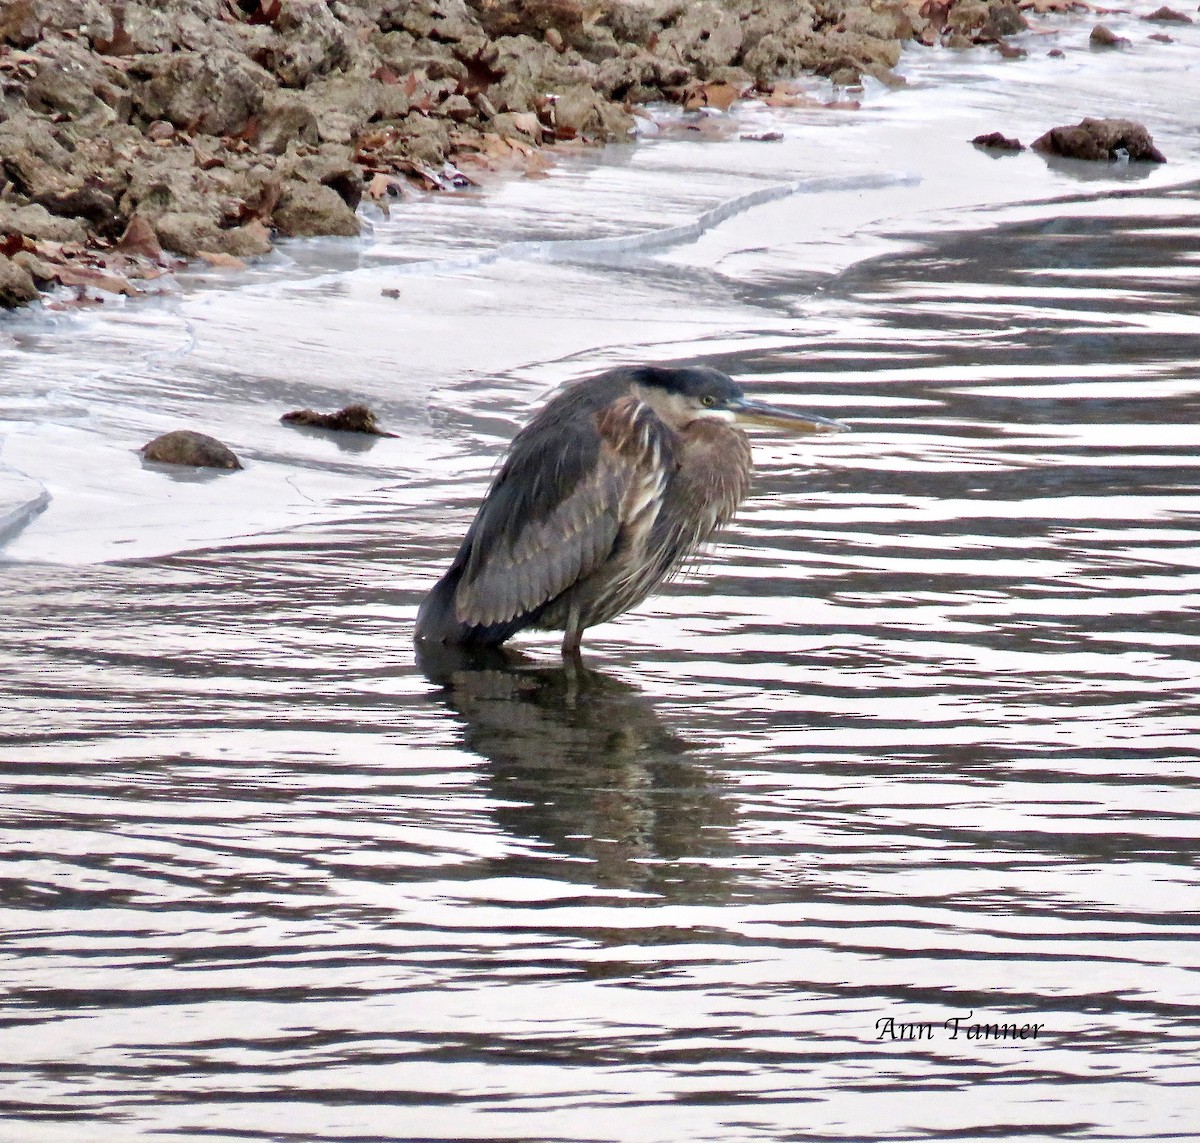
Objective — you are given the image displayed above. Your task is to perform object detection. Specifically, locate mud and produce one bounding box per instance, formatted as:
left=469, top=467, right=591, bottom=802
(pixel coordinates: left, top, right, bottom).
left=0, top=0, right=1085, bottom=307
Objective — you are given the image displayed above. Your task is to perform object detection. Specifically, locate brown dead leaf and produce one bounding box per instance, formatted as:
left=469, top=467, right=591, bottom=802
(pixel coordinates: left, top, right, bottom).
left=684, top=82, right=745, bottom=112
left=196, top=251, right=247, bottom=269
left=459, top=54, right=503, bottom=96
left=245, top=0, right=282, bottom=24
left=115, top=216, right=163, bottom=260
left=0, top=232, right=30, bottom=257
left=764, top=89, right=820, bottom=108
left=95, top=10, right=138, bottom=56
left=194, top=147, right=224, bottom=170
left=55, top=264, right=136, bottom=295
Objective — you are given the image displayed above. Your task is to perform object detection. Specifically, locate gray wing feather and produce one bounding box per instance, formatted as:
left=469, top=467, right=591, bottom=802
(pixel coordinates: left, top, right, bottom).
left=454, top=453, right=627, bottom=628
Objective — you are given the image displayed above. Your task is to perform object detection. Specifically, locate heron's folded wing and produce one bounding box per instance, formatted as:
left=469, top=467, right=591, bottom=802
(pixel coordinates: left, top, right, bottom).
left=453, top=430, right=630, bottom=628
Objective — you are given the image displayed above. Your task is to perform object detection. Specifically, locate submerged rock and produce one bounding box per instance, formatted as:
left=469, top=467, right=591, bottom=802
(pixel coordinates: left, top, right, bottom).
left=1089, top=24, right=1131, bottom=49
left=1031, top=118, right=1167, bottom=163
left=281, top=403, right=396, bottom=436
left=1142, top=6, right=1193, bottom=22
left=972, top=131, right=1024, bottom=152
left=141, top=430, right=242, bottom=470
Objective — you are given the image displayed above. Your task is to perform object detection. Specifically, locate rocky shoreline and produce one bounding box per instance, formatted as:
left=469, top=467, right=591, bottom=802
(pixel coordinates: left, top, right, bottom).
left=0, top=0, right=1085, bottom=309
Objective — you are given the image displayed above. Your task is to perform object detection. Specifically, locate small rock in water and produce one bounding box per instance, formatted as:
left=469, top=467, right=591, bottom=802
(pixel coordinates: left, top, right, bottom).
left=1142, top=6, right=1192, bottom=21
left=141, top=430, right=242, bottom=470
left=973, top=131, right=1025, bottom=152
left=281, top=403, right=397, bottom=436
left=1090, top=24, right=1131, bottom=48
left=1048, top=47, right=1065, bottom=57
left=977, top=3, right=1029, bottom=41
left=0, top=255, right=40, bottom=308
left=740, top=131, right=784, bottom=142
left=1149, top=32, right=1175, bottom=41
left=1032, top=118, right=1167, bottom=163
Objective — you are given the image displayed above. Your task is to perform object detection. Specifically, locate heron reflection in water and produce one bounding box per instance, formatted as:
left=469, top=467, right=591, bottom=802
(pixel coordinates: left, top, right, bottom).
left=416, top=365, right=848, bottom=655
left=417, top=644, right=737, bottom=897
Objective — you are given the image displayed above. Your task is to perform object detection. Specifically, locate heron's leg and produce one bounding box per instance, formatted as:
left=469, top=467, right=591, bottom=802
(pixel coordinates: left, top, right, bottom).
left=562, top=605, right=583, bottom=658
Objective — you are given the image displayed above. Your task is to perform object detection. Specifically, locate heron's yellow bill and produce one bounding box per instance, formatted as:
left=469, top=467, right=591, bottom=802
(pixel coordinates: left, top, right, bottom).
left=732, top=398, right=850, bottom=434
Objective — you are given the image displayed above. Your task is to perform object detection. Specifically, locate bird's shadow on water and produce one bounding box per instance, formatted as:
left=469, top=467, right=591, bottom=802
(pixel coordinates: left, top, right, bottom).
left=416, top=644, right=739, bottom=900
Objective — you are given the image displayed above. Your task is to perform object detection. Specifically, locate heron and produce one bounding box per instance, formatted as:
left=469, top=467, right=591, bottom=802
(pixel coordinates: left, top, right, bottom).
left=415, top=364, right=848, bottom=656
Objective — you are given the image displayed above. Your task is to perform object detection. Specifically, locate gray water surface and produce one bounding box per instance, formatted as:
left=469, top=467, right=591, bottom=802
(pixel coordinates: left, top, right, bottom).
left=4, top=11, right=1200, bottom=1135
left=2, top=179, right=1199, bottom=1142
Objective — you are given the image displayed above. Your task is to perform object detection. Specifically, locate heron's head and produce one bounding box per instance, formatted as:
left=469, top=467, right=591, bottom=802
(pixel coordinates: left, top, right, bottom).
left=629, top=366, right=849, bottom=435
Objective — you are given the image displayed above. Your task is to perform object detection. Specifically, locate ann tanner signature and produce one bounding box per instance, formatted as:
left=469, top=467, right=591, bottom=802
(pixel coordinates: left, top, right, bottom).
left=876, top=1012, right=1046, bottom=1042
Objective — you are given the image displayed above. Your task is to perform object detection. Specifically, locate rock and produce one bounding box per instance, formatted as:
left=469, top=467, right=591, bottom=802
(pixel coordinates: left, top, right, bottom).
left=33, top=186, right=122, bottom=236
left=976, top=3, right=1028, bottom=41
left=973, top=131, right=1023, bottom=151
left=552, top=84, right=632, bottom=139
left=259, top=0, right=355, bottom=86
left=0, top=202, right=88, bottom=243
left=281, top=403, right=396, bottom=435
left=0, top=0, right=116, bottom=48
left=1031, top=118, right=1166, bottom=162
left=141, top=430, right=242, bottom=470
left=1089, top=24, right=1131, bottom=49
left=150, top=212, right=272, bottom=257
left=0, top=111, right=75, bottom=201
left=842, top=1, right=915, bottom=43
left=133, top=50, right=275, bottom=137
left=25, top=40, right=129, bottom=124
left=1142, top=6, right=1192, bottom=21
left=0, top=254, right=40, bottom=308
left=277, top=143, right=363, bottom=210
left=257, top=90, right=320, bottom=155
left=272, top=181, right=360, bottom=237
left=656, top=3, right=744, bottom=77
left=946, top=0, right=992, bottom=36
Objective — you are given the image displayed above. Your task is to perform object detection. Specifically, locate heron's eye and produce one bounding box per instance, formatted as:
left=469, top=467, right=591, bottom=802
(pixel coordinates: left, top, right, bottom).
left=701, top=395, right=716, bottom=407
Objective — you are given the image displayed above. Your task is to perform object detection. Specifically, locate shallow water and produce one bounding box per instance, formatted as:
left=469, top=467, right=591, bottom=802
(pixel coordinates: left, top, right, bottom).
left=3, top=8, right=1200, bottom=1142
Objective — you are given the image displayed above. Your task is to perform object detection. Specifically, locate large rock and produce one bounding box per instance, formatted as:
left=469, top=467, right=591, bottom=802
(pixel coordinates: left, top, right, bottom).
left=656, top=3, right=743, bottom=76
left=552, top=83, right=632, bottom=139
left=1032, top=117, right=1166, bottom=162
left=141, top=430, right=242, bottom=470
left=257, top=90, right=320, bottom=155
left=0, top=254, right=39, bottom=308
left=25, top=40, right=129, bottom=123
left=278, top=143, right=363, bottom=210
left=150, top=211, right=273, bottom=257
left=0, top=202, right=89, bottom=244
left=272, top=182, right=360, bottom=237
left=133, top=50, right=275, bottom=137
left=0, top=0, right=115, bottom=47
left=259, top=0, right=355, bottom=87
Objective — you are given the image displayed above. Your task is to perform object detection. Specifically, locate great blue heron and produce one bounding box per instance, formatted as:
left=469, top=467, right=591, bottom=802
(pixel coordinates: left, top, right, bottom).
left=415, top=365, right=848, bottom=655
